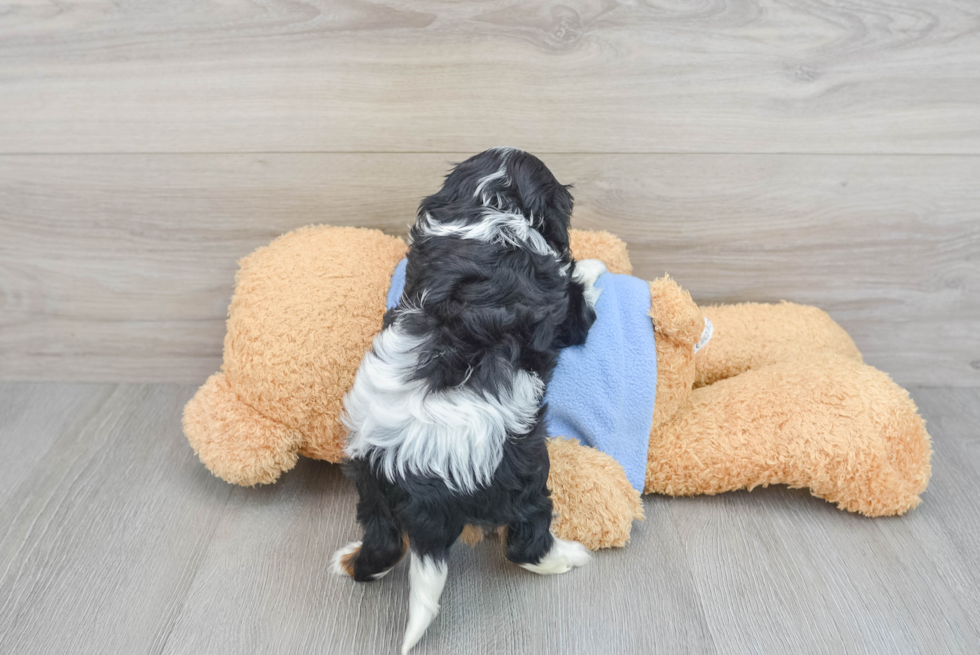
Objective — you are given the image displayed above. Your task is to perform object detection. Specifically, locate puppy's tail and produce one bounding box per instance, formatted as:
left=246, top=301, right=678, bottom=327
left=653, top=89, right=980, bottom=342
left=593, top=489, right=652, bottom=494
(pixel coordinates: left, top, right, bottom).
left=401, top=551, right=449, bottom=654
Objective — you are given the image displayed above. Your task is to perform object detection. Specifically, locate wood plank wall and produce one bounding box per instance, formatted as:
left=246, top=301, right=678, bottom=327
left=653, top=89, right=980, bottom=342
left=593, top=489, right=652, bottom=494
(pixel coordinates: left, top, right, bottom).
left=1, top=0, right=978, bottom=385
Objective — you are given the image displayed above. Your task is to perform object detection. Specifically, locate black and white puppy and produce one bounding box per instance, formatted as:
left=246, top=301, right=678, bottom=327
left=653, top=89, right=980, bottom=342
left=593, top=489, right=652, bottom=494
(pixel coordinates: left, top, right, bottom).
left=332, top=147, right=606, bottom=653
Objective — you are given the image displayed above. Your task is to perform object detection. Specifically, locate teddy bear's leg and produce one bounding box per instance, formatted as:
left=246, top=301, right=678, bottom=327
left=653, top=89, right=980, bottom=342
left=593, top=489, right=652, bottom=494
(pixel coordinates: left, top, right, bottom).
left=546, top=438, right=644, bottom=549
left=456, top=439, right=643, bottom=551
left=696, top=302, right=863, bottom=387
left=183, top=373, right=305, bottom=486
left=646, top=354, right=931, bottom=516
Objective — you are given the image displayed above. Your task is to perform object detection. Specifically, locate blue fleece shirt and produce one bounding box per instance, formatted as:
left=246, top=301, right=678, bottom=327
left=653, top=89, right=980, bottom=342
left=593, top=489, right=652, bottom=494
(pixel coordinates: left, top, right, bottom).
left=386, top=259, right=657, bottom=491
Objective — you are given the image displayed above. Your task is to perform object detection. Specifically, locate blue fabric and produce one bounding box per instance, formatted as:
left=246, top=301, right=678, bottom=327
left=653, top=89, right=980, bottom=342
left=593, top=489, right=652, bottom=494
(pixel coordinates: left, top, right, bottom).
left=385, top=260, right=657, bottom=492
left=386, top=258, right=408, bottom=310
left=542, top=274, right=657, bottom=491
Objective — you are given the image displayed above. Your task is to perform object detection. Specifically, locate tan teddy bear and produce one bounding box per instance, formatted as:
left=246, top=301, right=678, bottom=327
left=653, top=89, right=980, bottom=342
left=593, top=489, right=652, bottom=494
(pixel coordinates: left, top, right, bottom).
left=183, top=226, right=931, bottom=549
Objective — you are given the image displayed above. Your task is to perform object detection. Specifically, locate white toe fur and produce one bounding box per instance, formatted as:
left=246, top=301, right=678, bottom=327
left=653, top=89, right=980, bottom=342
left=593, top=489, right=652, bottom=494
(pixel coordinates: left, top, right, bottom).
left=330, top=540, right=362, bottom=577
left=519, top=535, right=591, bottom=575
left=572, top=259, right=607, bottom=308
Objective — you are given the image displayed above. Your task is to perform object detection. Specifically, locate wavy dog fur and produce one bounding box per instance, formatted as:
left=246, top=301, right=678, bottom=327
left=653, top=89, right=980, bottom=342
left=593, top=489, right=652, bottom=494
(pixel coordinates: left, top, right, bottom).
left=336, top=148, right=599, bottom=653
left=344, top=323, right=545, bottom=492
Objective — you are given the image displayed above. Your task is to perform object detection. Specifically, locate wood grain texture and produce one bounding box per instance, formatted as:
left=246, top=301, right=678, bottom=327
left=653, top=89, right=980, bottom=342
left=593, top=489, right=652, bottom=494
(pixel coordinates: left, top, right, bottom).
left=667, top=386, right=980, bottom=654
left=0, top=383, right=231, bottom=655
left=0, top=0, right=978, bottom=154
left=0, top=382, right=977, bottom=654
left=0, top=382, right=114, bottom=507
left=2, top=153, right=977, bottom=385
left=160, top=457, right=717, bottom=655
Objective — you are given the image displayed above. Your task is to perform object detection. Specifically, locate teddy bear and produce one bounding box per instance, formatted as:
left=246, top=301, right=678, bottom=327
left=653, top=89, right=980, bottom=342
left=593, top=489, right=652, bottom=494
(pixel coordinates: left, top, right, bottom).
left=183, top=225, right=932, bottom=549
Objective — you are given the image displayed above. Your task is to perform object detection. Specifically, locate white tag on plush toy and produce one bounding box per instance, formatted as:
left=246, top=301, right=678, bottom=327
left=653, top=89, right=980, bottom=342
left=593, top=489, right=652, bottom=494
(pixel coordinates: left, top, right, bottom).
left=694, top=316, right=713, bottom=354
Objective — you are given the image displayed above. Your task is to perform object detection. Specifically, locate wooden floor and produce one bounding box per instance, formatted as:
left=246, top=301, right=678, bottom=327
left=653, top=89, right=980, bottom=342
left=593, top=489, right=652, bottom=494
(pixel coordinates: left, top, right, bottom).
left=0, top=382, right=977, bottom=654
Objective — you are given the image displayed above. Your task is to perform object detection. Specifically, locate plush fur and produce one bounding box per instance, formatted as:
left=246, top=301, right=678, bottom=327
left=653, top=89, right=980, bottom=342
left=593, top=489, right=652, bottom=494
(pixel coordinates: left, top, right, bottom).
left=338, top=149, right=597, bottom=652
left=644, top=279, right=931, bottom=516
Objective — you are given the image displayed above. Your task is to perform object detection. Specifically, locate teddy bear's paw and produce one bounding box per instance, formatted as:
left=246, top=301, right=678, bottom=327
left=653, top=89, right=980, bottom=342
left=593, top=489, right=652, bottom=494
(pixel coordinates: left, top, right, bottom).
left=519, top=535, right=591, bottom=575
left=572, top=259, right=608, bottom=308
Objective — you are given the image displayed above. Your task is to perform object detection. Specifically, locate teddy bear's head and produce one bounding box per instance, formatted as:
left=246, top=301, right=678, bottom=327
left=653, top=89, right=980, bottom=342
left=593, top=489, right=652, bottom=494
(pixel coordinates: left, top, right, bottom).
left=184, top=226, right=406, bottom=485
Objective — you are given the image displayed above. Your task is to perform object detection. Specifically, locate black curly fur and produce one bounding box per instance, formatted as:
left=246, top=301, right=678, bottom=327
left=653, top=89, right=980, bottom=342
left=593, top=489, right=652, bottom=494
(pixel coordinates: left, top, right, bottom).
left=345, top=148, right=596, bottom=578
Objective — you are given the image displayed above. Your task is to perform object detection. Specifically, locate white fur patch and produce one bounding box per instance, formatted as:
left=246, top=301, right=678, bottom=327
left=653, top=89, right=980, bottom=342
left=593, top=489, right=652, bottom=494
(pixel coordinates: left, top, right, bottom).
left=343, top=321, right=545, bottom=492
left=473, top=164, right=508, bottom=203
left=415, top=210, right=559, bottom=261
left=401, top=553, right=448, bottom=654
left=519, top=535, right=591, bottom=575
left=473, top=147, right=518, bottom=208
left=571, top=258, right=607, bottom=308
left=329, top=540, right=362, bottom=577
left=329, top=540, right=396, bottom=580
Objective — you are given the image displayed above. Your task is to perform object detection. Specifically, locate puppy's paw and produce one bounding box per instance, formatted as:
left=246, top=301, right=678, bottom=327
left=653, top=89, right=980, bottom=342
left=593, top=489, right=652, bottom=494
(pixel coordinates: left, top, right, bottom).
left=519, top=536, right=591, bottom=575
left=572, top=259, right=608, bottom=308
left=330, top=540, right=362, bottom=578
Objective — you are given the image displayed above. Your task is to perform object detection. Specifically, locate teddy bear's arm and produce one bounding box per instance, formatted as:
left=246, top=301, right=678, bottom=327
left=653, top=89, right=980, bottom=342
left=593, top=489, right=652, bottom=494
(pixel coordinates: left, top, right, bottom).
left=547, top=438, right=644, bottom=549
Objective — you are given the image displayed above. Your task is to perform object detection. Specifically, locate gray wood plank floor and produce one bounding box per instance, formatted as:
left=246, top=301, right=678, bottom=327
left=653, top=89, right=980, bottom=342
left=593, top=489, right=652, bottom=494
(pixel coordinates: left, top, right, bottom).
left=0, top=382, right=976, bottom=654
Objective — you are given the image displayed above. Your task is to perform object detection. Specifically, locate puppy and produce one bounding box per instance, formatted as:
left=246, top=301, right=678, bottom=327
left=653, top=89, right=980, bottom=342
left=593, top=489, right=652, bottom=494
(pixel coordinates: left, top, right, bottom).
left=332, top=147, right=606, bottom=653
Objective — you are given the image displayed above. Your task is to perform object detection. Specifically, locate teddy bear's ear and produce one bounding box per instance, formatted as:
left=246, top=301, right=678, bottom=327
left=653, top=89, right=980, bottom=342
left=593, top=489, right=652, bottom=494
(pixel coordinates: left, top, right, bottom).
left=568, top=229, right=633, bottom=275
left=648, top=275, right=704, bottom=348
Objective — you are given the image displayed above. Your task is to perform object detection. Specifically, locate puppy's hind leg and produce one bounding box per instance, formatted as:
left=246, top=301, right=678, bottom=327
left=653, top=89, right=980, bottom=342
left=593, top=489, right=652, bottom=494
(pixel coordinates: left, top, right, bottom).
left=505, top=483, right=590, bottom=575
left=332, top=460, right=409, bottom=581
left=330, top=522, right=408, bottom=582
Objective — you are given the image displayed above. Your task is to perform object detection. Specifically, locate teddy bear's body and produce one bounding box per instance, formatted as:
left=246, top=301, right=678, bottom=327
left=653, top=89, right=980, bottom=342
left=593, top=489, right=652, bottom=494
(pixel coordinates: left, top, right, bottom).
left=184, top=226, right=931, bottom=549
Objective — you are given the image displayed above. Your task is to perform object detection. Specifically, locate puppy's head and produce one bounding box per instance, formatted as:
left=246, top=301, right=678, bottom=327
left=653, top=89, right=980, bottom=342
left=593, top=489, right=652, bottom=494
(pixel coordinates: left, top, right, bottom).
left=418, top=147, right=575, bottom=258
